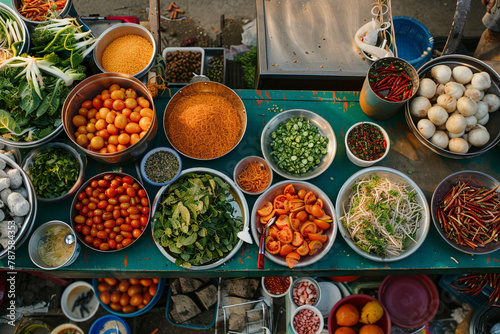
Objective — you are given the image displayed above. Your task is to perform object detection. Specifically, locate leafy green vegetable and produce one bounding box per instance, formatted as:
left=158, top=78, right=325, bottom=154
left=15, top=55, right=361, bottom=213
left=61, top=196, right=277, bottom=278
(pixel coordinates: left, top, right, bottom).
left=235, top=46, right=257, bottom=89
left=153, top=173, right=244, bottom=269
left=270, top=116, right=329, bottom=174
left=28, top=146, right=80, bottom=199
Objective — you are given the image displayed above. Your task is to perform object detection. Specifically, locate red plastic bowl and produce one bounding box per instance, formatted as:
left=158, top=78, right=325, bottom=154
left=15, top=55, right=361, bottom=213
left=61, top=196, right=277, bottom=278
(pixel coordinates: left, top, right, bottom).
left=328, top=276, right=360, bottom=283
left=378, top=274, right=439, bottom=329
left=328, top=294, right=391, bottom=334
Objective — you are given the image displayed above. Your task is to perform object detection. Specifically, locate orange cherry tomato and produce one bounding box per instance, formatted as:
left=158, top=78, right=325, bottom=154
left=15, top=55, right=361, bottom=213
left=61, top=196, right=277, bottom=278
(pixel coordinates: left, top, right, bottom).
left=304, top=191, right=317, bottom=205
left=279, top=243, right=294, bottom=256
left=273, top=195, right=288, bottom=215
left=313, top=219, right=331, bottom=230
left=283, top=184, right=296, bottom=196
left=285, top=252, right=300, bottom=269
left=265, top=236, right=280, bottom=255
left=308, top=233, right=327, bottom=243
left=292, top=231, right=304, bottom=247
left=296, top=242, right=309, bottom=256
left=257, top=202, right=273, bottom=217
left=277, top=227, right=293, bottom=244
left=300, top=221, right=317, bottom=236
left=140, top=108, right=153, bottom=118
left=275, top=215, right=289, bottom=230
left=125, top=122, right=141, bottom=134
left=114, top=114, right=128, bottom=129
left=268, top=225, right=279, bottom=240
left=296, top=210, right=308, bottom=222
left=308, top=240, right=323, bottom=255
left=311, top=204, right=325, bottom=218
left=139, top=117, right=151, bottom=131
left=297, top=189, right=307, bottom=200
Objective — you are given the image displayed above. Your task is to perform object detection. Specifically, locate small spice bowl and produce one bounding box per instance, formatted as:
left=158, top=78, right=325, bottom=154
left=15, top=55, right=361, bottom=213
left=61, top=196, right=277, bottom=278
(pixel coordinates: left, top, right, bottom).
left=345, top=121, right=390, bottom=167
left=89, top=315, right=131, bottom=334
left=61, top=281, right=99, bottom=322
left=289, top=277, right=321, bottom=308
left=291, top=305, right=324, bottom=334
left=233, top=156, right=273, bottom=195
left=262, top=276, right=293, bottom=299
left=140, top=147, right=182, bottom=187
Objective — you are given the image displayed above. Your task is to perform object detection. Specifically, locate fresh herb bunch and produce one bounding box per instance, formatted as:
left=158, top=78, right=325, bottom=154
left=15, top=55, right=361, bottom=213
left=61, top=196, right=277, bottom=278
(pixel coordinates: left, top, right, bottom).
left=29, top=147, right=80, bottom=199
left=270, top=117, right=328, bottom=174
left=347, top=123, right=386, bottom=161
left=235, top=46, right=256, bottom=88
left=0, top=54, right=85, bottom=142
left=153, top=173, right=244, bottom=268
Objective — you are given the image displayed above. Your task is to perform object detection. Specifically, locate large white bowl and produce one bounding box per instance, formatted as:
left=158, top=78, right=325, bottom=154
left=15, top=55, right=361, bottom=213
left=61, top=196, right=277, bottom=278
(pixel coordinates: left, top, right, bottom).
left=151, top=167, right=250, bottom=270
left=261, top=109, right=336, bottom=180
left=250, top=180, right=337, bottom=268
left=335, top=167, right=430, bottom=262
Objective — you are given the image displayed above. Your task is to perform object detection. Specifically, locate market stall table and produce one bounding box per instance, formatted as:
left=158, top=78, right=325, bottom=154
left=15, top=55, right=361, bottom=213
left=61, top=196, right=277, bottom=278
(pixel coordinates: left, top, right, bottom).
left=2, top=89, right=500, bottom=278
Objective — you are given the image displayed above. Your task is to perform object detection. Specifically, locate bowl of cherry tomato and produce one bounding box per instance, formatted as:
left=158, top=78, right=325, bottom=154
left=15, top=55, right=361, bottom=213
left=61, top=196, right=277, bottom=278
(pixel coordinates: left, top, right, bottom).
left=71, top=172, right=151, bottom=252
left=62, top=72, right=158, bottom=164
left=250, top=181, right=337, bottom=268
left=93, top=277, right=165, bottom=317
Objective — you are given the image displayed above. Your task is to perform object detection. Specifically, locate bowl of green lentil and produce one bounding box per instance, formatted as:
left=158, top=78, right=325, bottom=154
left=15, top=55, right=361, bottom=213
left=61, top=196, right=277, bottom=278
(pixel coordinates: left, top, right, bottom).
left=21, top=140, right=87, bottom=202
left=140, top=147, right=182, bottom=186
left=344, top=121, right=390, bottom=167
left=261, top=109, right=336, bottom=181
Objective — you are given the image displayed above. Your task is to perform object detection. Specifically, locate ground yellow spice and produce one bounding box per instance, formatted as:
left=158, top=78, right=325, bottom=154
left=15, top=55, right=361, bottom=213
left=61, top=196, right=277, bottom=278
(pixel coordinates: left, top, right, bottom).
left=101, top=35, right=153, bottom=76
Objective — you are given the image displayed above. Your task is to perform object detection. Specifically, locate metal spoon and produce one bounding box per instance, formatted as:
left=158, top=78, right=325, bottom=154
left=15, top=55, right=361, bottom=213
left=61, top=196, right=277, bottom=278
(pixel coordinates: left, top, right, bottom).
left=64, top=233, right=75, bottom=245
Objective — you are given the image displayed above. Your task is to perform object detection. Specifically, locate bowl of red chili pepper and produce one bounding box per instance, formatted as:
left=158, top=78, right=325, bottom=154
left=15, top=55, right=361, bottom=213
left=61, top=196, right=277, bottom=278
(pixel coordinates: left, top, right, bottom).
left=262, top=276, right=293, bottom=298
left=345, top=122, right=390, bottom=167
left=431, top=170, right=500, bottom=255
left=12, top=0, right=72, bottom=25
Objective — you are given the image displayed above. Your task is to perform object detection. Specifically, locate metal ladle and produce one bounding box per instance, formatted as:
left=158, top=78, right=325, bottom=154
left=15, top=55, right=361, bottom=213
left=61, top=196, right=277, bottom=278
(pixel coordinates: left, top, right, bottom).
left=64, top=233, right=75, bottom=245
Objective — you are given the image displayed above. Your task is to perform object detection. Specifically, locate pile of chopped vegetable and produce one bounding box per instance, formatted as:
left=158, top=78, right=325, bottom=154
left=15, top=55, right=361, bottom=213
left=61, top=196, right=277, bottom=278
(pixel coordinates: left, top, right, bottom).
left=28, top=146, right=80, bottom=199
left=270, top=116, right=328, bottom=174
left=153, top=173, right=243, bottom=268
left=0, top=18, right=95, bottom=142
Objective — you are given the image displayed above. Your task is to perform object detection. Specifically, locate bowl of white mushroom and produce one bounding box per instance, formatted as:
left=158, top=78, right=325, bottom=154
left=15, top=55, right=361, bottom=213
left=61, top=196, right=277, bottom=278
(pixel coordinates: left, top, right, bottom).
left=0, top=152, right=37, bottom=259
left=405, top=54, right=500, bottom=158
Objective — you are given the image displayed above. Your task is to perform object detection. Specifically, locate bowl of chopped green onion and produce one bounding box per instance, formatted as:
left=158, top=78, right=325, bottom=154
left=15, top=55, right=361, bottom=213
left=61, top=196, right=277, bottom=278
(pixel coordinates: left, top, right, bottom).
left=21, top=140, right=86, bottom=202
left=140, top=147, right=182, bottom=187
left=261, top=109, right=336, bottom=180
left=335, top=167, right=430, bottom=262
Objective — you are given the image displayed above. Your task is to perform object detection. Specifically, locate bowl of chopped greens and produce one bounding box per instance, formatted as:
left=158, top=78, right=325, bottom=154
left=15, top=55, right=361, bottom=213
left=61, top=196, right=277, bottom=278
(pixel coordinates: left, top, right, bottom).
left=261, top=109, right=336, bottom=180
left=336, top=167, right=430, bottom=262
left=151, top=167, right=250, bottom=270
left=21, top=140, right=86, bottom=202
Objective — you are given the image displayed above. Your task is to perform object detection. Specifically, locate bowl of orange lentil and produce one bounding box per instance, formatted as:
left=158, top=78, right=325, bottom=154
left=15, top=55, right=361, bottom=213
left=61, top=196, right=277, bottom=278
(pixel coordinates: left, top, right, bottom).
left=62, top=72, right=158, bottom=164
left=93, top=23, right=157, bottom=79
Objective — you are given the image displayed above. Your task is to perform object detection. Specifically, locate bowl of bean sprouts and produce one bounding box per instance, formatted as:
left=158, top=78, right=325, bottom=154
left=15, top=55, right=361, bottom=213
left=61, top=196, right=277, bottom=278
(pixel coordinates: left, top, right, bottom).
left=335, top=167, right=430, bottom=262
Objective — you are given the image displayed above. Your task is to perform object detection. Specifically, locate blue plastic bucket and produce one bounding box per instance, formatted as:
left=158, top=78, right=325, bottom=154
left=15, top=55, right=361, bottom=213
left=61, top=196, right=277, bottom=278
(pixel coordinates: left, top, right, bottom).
left=393, top=16, right=434, bottom=70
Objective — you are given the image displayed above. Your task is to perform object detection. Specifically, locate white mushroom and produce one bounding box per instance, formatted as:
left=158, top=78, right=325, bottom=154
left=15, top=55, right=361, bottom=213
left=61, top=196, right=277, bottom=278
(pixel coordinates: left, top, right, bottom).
left=464, top=116, right=478, bottom=132
left=446, top=114, right=467, bottom=134
left=475, top=101, right=489, bottom=120
left=431, top=65, right=452, bottom=84
left=457, top=96, right=478, bottom=117
left=7, top=169, right=22, bottom=189
left=430, top=131, right=449, bottom=149
left=445, top=82, right=465, bottom=99
left=417, top=78, right=437, bottom=99
left=417, top=119, right=436, bottom=139
left=482, top=94, right=500, bottom=113
left=452, top=66, right=474, bottom=84
left=410, top=97, right=432, bottom=118
left=437, top=94, right=457, bottom=113
left=448, top=130, right=465, bottom=139
left=436, top=84, right=446, bottom=96
left=471, top=72, right=491, bottom=91
left=449, top=138, right=469, bottom=154
left=464, top=88, right=484, bottom=102
left=427, top=106, right=449, bottom=126
left=468, top=125, right=490, bottom=147
left=477, top=113, right=490, bottom=125
left=7, top=192, right=29, bottom=217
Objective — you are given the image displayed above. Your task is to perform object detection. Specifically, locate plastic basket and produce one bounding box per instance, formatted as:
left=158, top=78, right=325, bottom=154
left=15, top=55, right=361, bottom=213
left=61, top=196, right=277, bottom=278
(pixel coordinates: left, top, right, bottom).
left=439, top=275, right=493, bottom=309
left=393, top=16, right=434, bottom=70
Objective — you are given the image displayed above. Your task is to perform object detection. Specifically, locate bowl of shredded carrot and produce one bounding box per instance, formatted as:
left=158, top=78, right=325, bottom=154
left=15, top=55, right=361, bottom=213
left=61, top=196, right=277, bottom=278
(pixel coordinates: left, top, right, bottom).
left=163, top=81, right=247, bottom=160
left=233, top=156, right=273, bottom=195
left=13, top=0, right=72, bottom=24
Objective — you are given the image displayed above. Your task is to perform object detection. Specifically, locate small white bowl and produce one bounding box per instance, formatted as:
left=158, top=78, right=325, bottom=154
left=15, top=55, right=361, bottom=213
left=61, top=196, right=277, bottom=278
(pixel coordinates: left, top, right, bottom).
left=345, top=121, right=390, bottom=167
left=262, top=276, right=293, bottom=298
left=291, top=305, right=324, bottom=334
left=61, top=281, right=99, bottom=322
left=289, top=277, right=322, bottom=308
left=233, top=156, right=273, bottom=195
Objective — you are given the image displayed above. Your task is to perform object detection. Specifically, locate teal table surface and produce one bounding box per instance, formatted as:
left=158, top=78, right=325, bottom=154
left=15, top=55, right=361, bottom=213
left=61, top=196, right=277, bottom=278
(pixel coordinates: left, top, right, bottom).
left=3, top=89, right=500, bottom=278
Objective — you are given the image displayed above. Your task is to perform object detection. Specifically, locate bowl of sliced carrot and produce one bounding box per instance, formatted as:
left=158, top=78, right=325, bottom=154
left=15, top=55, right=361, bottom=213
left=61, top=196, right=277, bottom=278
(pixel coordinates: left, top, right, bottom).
left=250, top=181, right=337, bottom=268
left=12, top=0, right=72, bottom=25
left=233, top=156, right=273, bottom=196
left=163, top=81, right=247, bottom=160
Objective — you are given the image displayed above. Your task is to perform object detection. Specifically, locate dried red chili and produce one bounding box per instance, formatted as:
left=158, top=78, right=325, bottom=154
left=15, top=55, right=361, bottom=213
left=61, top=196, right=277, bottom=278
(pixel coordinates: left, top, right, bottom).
left=347, top=123, right=387, bottom=161
left=264, top=277, right=291, bottom=295
left=452, top=273, right=500, bottom=305
left=437, top=181, right=500, bottom=250
left=368, top=61, right=413, bottom=102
